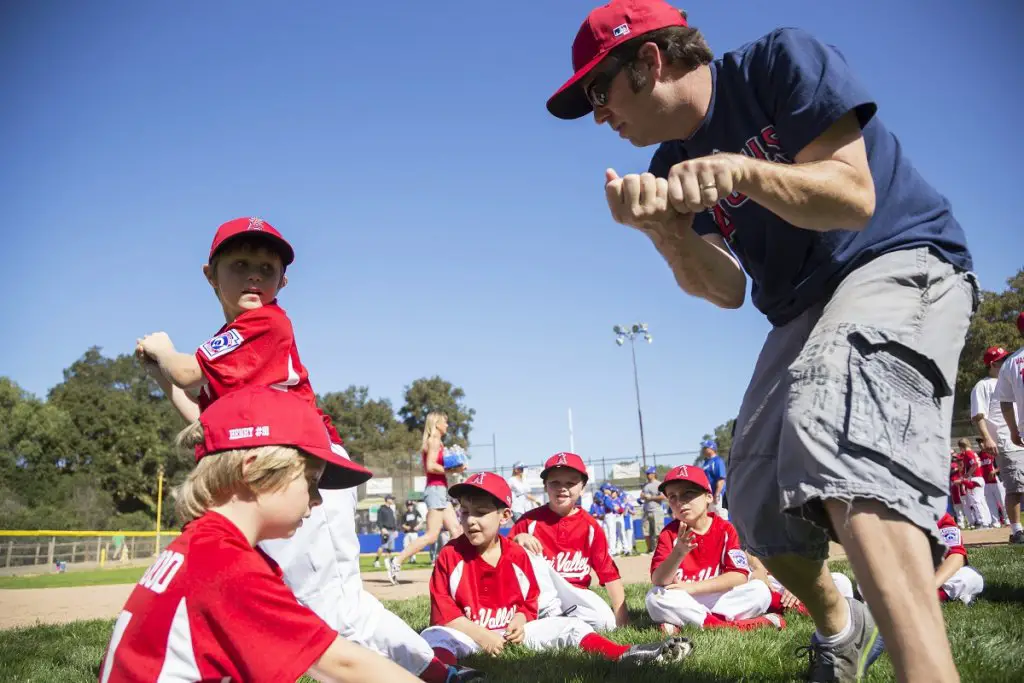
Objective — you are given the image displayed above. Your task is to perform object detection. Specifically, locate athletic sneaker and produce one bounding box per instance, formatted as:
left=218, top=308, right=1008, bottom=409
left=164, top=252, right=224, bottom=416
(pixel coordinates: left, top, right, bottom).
left=618, top=636, right=693, bottom=665
left=657, top=623, right=679, bottom=635
left=446, top=664, right=486, bottom=682
left=1010, top=530, right=1024, bottom=544
left=373, top=560, right=380, bottom=568
left=385, top=557, right=400, bottom=585
left=797, top=598, right=885, bottom=682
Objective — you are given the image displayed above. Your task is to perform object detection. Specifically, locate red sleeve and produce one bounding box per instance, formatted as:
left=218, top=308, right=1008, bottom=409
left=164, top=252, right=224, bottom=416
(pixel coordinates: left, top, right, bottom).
left=196, top=308, right=292, bottom=394
left=428, top=548, right=465, bottom=627
left=320, top=411, right=343, bottom=445
left=721, top=523, right=751, bottom=577
left=650, top=523, right=677, bottom=576
left=200, top=559, right=337, bottom=682
left=510, top=515, right=530, bottom=538
left=938, top=517, right=967, bottom=560
left=587, top=517, right=621, bottom=585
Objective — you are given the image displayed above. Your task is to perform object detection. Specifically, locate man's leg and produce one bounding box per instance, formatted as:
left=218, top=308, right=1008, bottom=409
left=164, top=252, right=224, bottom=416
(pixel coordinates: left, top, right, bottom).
left=758, top=554, right=848, bottom=635
left=824, top=499, right=957, bottom=682
left=775, top=248, right=975, bottom=683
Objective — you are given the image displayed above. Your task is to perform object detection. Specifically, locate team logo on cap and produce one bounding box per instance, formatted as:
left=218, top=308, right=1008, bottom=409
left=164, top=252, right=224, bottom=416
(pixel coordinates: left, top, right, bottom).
left=199, top=329, right=244, bottom=360
left=247, top=217, right=265, bottom=231
left=467, top=473, right=488, bottom=486
left=674, top=465, right=688, bottom=477
left=554, top=453, right=569, bottom=466
left=612, top=23, right=630, bottom=37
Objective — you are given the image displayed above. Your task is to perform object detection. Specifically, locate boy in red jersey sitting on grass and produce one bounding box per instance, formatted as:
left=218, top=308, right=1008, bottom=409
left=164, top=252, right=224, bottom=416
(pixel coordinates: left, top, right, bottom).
left=97, top=387, right=420, bottom=683
left=646, top=465, right=783, bottom=632
left=511, top=452, right=627, bottom=630
left=421, top=472, right=692, bottom=667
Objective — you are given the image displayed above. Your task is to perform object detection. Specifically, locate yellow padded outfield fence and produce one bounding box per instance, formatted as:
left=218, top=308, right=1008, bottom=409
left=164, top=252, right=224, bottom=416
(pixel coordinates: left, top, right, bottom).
left=0, top=530, right=181, bottom=569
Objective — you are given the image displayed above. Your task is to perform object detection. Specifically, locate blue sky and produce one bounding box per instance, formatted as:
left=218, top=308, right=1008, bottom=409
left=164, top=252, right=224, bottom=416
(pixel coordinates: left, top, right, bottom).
left=2, top=1, right=1022, bottom=472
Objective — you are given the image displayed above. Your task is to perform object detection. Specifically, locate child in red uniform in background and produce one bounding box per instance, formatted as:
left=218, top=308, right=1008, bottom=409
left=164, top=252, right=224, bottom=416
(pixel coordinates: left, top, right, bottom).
left=957, top=438, right=993, bottom=527
left=976, top=438, right=1008, bottom=527
left=645, top=465, right=782, bottom=633
left=950, top=454, right=966, bottom=528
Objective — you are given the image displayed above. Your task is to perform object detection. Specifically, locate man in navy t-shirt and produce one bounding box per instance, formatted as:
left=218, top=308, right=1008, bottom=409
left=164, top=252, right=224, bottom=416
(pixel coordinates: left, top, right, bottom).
left=546, top=2, right=976, bottom=682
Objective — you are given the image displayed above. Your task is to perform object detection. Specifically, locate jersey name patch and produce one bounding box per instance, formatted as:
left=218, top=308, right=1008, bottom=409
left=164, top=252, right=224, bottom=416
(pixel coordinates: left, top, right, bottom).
left=199, top=329, right=244, bottom=360
left=940, top=526, right=961, bottom=548
left=727, top=549, right=749, bottom=570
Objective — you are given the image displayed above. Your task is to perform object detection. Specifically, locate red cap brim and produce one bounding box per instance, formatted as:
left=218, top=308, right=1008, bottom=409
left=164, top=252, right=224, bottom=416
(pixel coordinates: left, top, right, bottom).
left=546, top=48, right=612, bottom=120
left=314, top=443, right=373, bottom=489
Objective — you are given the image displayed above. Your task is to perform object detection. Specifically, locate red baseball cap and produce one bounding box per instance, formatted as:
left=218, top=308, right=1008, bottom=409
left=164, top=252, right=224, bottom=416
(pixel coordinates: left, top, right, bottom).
left=194, top=386, right=372, bottom=489
left=547, top=0, right=688, bottom=120
left=448, top=472, right=513, bottom=509
left=208, top=216, right=295, bottom=266
left=659, top=464, right=711, bottom=494
left=540, top=452, right=589, bottom=483
left=984, top=346, right=1010, bottom=366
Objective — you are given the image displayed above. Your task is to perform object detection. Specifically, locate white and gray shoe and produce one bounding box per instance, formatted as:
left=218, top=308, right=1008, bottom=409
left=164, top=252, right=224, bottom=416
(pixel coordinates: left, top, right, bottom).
left=385, top=557, right=400, bottom=585
left=618, top=636, right=693, bottom=666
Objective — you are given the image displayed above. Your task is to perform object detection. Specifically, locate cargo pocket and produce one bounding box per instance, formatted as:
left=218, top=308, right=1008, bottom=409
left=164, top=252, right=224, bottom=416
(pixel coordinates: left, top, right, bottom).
left=843, top=327, right=951, bottom=495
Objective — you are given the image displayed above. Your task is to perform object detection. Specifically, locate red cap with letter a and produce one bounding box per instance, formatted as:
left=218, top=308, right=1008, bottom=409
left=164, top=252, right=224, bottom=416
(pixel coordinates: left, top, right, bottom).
left=208, top=216, right=295, bottom=266
left=659, top=464, right=711, bottom=494
left=546, top=0, right=688, bottom=120
left=194, top=386, right=372, bottom=489
left=448, top=472, right=513, bottom=509
left=540, top=452, right=590, bottom=483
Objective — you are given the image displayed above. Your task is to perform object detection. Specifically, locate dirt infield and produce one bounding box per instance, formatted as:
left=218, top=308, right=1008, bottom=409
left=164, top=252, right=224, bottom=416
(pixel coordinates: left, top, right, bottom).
left=0, top=527, right=1010, bottom=630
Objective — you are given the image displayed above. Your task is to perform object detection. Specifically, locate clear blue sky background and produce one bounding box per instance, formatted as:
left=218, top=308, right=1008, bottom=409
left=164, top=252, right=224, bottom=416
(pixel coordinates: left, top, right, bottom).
left=2, top=1, right=1022, bottom=471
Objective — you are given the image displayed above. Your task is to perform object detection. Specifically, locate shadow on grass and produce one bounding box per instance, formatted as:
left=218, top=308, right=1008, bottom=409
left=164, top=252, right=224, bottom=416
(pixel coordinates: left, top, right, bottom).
left=974, top=581, right=1024, bottom=605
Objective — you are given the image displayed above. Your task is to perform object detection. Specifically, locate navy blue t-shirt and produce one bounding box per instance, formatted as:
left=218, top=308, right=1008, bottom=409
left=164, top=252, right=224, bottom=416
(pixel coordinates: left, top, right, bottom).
left=648, top=28, right=973, bottom=327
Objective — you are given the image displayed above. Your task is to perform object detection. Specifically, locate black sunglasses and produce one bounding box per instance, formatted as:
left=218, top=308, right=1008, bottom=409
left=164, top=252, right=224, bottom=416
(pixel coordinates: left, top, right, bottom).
left=584, top=56, right=628, bottom=109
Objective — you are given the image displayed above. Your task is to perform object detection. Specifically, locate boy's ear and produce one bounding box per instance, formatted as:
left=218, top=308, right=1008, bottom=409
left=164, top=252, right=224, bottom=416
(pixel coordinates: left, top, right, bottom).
left=279, top=273, right=288, bottom=290
left=500, top=507, right=512, bottom=522
left=203, top=263, right=216, bottom=287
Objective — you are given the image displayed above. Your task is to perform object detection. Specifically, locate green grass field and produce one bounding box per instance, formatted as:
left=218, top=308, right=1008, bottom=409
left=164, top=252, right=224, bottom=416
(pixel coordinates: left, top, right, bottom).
left=0, top=553, right=432, bottom=590
left=2, top=547, right=1022, bottom=682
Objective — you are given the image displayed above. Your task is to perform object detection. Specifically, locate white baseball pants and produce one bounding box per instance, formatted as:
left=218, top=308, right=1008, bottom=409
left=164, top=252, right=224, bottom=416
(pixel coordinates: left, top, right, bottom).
left=421, top=616, right=594, bottom=657
left=259, top=446, right=435, bottom=676
left=966, top=478, right=992, bottom=527
left=645, top=578, right=771, bottom=627
left=528, top=551, right=617, bottom=631
left=833, top=566, right=984, bottom=605
left=985, top=481, right=1007, bottom=523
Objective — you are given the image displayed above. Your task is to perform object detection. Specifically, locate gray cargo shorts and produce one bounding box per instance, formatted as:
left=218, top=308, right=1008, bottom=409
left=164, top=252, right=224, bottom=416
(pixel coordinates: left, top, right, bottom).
left=998, top=447, right=1024, bottom=494
left=728, top=247, right=979, bottom=563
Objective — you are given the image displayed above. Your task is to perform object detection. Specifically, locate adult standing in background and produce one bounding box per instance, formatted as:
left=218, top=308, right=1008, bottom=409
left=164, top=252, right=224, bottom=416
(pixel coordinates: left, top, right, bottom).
left=509, top=461, right=542, bottom=522
left=387, top=412, right=461, bottom=583
left=545, top=2, right=976, bottom=680
left=971, top=344, right=1024, bottom=543
left=373, top=495, right=398, bottom=569
left=699, top=440, right=728, bottom=518
left=994, top=312, right=1024, bottom=543
left=639, top=466, right=665, bottom=553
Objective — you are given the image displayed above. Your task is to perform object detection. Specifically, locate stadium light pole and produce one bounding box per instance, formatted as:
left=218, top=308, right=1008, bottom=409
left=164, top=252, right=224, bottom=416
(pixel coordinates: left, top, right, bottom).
left=613, top=323, right=652, bottom=471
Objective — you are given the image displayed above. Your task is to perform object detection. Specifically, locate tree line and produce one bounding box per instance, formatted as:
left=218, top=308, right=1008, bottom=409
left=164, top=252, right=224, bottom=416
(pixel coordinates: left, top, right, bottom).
left=702, top=268, right=1024, bottom=462
left=0, top=351, right=474, bottom=531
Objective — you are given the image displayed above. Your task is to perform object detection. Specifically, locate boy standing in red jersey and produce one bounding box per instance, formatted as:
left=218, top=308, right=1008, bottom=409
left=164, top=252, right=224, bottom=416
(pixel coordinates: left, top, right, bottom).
left=137, top=217, right=480, bottom=683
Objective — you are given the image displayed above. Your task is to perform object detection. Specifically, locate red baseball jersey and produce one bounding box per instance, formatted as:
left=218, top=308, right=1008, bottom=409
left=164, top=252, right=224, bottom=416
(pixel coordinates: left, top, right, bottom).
left=949, top=462, right=963, bottom=505
left=429, top=535, right=539, bottom=632
left=650, top=514, right=750, bottom=583
left=937, top=513, right=967, bottom=561
left=510, top=506, right=621, bottom=589
left=957, top=450, right=981, bottom=480
left=977, top=450, right=998, bottom=484
left=194, top=302, right=342, bottom=443
left=97, top=512, right=336, bottom=683
left=424, top=447, right=447, bottom=488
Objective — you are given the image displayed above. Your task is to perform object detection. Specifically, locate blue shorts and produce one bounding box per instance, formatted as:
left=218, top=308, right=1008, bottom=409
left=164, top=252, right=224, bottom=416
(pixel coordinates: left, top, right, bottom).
left=424, top=485, right=450, bottom=511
